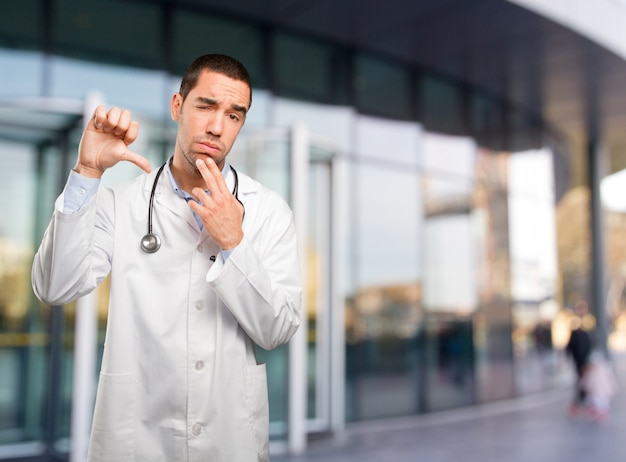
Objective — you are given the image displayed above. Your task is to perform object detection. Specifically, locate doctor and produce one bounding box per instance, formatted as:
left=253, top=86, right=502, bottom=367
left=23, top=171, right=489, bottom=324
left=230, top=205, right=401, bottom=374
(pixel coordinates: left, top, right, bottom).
left=32, top=54, right=302, bottom=461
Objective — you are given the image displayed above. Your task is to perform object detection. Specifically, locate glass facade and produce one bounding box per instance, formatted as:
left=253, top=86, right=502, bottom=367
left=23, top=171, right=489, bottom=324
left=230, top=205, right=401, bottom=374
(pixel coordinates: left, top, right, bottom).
left=0, top=1, right=599, bottom=460
left=347, top=162, right=422, bottom=420
left=0, top=141, right=45, bottom=445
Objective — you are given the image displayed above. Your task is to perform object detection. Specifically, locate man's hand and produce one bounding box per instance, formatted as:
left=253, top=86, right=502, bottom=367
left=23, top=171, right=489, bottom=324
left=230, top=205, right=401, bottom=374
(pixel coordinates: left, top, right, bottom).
left=188, top=158, right=245, bottom=250
left=74, top=106, right=152, bottom=178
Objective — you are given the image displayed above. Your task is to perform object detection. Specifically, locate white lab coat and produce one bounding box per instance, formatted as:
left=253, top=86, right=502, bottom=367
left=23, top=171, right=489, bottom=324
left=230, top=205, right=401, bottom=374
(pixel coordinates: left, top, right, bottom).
left=32, top=166, right=302, bottom=461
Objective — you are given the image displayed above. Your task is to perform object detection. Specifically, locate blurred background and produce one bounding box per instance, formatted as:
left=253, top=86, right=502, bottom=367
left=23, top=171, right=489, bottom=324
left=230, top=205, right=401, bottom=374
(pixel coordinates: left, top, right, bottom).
left=3, top=0, right=626, bottom=460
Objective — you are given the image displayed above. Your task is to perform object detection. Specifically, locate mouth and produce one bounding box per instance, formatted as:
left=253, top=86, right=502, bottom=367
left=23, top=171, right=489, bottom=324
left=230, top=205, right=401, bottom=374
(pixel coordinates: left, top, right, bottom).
left=197, top=140, right=222, bottom=154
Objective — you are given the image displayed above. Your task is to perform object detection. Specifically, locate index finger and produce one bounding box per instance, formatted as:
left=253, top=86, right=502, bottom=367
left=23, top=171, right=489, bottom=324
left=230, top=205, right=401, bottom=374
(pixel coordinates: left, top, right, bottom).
left=196, top=158, right=228, bottom=195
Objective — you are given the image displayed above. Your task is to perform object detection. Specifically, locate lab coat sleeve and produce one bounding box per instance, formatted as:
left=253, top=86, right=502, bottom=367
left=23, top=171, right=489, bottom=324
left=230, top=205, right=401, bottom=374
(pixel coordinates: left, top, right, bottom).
left=31, top=189, right=114, bottom=306
left=207, top=205, right=302, bottom=351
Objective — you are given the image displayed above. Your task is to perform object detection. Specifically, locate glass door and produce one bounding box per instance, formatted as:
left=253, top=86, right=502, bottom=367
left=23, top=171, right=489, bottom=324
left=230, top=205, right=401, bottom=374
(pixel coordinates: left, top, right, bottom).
left=0, top=101, right=83, bottom=460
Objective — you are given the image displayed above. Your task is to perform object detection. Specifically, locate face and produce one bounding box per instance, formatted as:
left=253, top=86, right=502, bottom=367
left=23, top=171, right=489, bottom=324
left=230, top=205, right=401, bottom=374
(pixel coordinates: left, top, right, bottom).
left=170, top=70, right=250, bottom=187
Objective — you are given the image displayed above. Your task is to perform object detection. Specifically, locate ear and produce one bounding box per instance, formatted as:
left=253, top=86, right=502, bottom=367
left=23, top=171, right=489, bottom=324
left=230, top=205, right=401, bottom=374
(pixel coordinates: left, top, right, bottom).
left=171, top=93, right=182, bottom=121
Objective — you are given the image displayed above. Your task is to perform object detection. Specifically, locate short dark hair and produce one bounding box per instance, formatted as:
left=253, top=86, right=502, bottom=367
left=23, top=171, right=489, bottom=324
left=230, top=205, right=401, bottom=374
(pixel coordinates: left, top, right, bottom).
left=179, top=54, right=252, bottom=106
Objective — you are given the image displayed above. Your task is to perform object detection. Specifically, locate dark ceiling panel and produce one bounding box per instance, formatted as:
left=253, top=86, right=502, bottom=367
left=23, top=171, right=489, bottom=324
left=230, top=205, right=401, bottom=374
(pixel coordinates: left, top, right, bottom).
left=171, top=0, right=626, bottom=153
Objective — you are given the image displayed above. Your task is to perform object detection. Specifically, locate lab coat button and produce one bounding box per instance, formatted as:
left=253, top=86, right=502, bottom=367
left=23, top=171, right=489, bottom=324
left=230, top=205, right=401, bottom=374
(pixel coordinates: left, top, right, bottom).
left=195, top=361, right=204, bottom=371
left=192, top=423, right=203, bottom=435
left=195, top=300, right=203, bottom=311
left=196, top=244, right=204, bottom=253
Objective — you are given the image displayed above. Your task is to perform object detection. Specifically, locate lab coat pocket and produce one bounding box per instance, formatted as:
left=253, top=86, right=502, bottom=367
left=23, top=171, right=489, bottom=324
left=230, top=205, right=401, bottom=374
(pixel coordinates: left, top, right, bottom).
left=88, top=372, right=136, bottom=461
left=244, top=364, right=270, bottom=461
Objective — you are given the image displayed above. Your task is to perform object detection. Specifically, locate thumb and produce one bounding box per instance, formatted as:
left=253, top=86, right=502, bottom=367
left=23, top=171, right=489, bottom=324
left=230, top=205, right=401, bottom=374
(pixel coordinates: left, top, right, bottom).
left=122, top=149, right=152, bottom=174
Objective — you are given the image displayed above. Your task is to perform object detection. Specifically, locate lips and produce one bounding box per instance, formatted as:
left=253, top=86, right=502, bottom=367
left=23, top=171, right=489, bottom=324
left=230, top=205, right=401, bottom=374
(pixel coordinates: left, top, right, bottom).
left=198, top=141, right=221, bottom=153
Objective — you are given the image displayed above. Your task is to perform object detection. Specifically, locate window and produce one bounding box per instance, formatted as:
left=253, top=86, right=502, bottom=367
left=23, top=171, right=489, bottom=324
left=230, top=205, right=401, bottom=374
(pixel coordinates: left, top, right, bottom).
left=419, top=75, right=464, bottom=135
left=354, top=53, right=413, bottom=120
left=53, top=0, right=163, bottom=68
left=172, top=10, right=265, bottom=89
left=273, top=33, right=334, bottom=102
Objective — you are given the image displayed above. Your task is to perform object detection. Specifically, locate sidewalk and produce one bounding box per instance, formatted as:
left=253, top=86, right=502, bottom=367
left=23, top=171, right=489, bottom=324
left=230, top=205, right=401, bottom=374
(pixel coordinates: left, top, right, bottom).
left=274, top=353, right=626, bottom=462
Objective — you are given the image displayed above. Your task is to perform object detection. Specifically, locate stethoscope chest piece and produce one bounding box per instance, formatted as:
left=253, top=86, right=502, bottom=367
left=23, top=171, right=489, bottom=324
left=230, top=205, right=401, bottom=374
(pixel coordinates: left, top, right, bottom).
left=141, top=233, right=161, bottom=253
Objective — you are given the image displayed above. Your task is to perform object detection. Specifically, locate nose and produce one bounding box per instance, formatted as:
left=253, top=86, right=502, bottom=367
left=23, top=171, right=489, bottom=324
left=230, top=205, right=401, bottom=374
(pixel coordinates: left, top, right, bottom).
left=206, top=112, right=224, bottom=136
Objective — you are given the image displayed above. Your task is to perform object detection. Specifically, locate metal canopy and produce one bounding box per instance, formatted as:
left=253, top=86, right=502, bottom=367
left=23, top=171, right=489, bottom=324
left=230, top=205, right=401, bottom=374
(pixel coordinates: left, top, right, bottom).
left=0, top=98, right=83, bottom=144
left=178, top=0, right=626, bottom=170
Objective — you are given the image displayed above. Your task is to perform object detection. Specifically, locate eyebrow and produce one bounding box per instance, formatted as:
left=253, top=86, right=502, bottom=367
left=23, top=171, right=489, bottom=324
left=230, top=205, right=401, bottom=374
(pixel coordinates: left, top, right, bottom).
left=195, top=96, right=248, bottom=116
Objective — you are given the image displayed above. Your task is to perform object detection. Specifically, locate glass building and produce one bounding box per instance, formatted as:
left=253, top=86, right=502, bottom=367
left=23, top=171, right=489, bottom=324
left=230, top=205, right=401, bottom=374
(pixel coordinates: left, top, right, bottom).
left=2, top=0, right=626, bottom=460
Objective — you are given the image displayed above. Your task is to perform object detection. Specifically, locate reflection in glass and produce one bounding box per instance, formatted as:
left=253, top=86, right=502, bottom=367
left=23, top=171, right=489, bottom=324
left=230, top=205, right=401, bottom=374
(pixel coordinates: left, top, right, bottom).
left=50, top=56, right=168, bottom=118
left=0, top=141, right=47, bottom=444
left=346, top=162, right=422, bottom=421
left=354, top=115, right=421, bottom=166
left=508, top=149, right=561, bottom=393
left=421, top=134, right=477, bottom=411
left=473, top=148, right=515, bottom=403
left=0, top=50, right=44, bottom=97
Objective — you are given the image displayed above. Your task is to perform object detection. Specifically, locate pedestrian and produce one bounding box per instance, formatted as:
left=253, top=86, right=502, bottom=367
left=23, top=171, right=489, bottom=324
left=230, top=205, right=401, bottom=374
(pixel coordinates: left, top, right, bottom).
left=565, top=301, right=593, bottom=416
left=579, top=351, right=618, bottom=421
left=31, top=54, right=302, bottom=461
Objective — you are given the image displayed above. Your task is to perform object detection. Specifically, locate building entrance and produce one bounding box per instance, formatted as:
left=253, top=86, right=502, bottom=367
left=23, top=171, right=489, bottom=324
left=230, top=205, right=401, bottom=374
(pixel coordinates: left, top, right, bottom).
left=0, top=98, right=85, bottom=461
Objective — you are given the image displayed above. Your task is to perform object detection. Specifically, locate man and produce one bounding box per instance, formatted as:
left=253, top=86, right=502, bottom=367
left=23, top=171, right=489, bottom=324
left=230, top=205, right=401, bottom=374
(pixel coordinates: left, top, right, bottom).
left=32, top=54, right=302, bottom=461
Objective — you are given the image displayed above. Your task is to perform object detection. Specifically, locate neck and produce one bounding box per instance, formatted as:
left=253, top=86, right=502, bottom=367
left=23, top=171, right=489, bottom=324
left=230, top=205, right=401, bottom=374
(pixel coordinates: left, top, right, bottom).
left=170, top=157, right=205, bottom=192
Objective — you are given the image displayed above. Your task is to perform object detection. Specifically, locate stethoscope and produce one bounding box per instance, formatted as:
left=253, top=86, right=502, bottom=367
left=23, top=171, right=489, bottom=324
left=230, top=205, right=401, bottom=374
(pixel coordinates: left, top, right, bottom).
left=140, top=162, right=240, bottom=253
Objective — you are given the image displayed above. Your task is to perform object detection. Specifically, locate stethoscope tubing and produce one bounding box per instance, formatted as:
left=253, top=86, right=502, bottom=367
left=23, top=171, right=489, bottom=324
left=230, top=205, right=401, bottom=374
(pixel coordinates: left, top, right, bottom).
left=141, top=162, right=240, bottom=253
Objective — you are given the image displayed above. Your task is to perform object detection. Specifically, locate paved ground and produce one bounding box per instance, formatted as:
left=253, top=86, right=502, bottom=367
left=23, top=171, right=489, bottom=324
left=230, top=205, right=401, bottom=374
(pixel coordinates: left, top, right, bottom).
left=274, top=353, right=626, bottom=462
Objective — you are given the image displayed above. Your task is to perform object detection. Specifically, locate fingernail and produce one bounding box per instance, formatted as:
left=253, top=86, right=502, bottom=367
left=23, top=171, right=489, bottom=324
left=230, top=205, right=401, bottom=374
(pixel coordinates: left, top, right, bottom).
left=196, top=159, right=203, bottom=167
